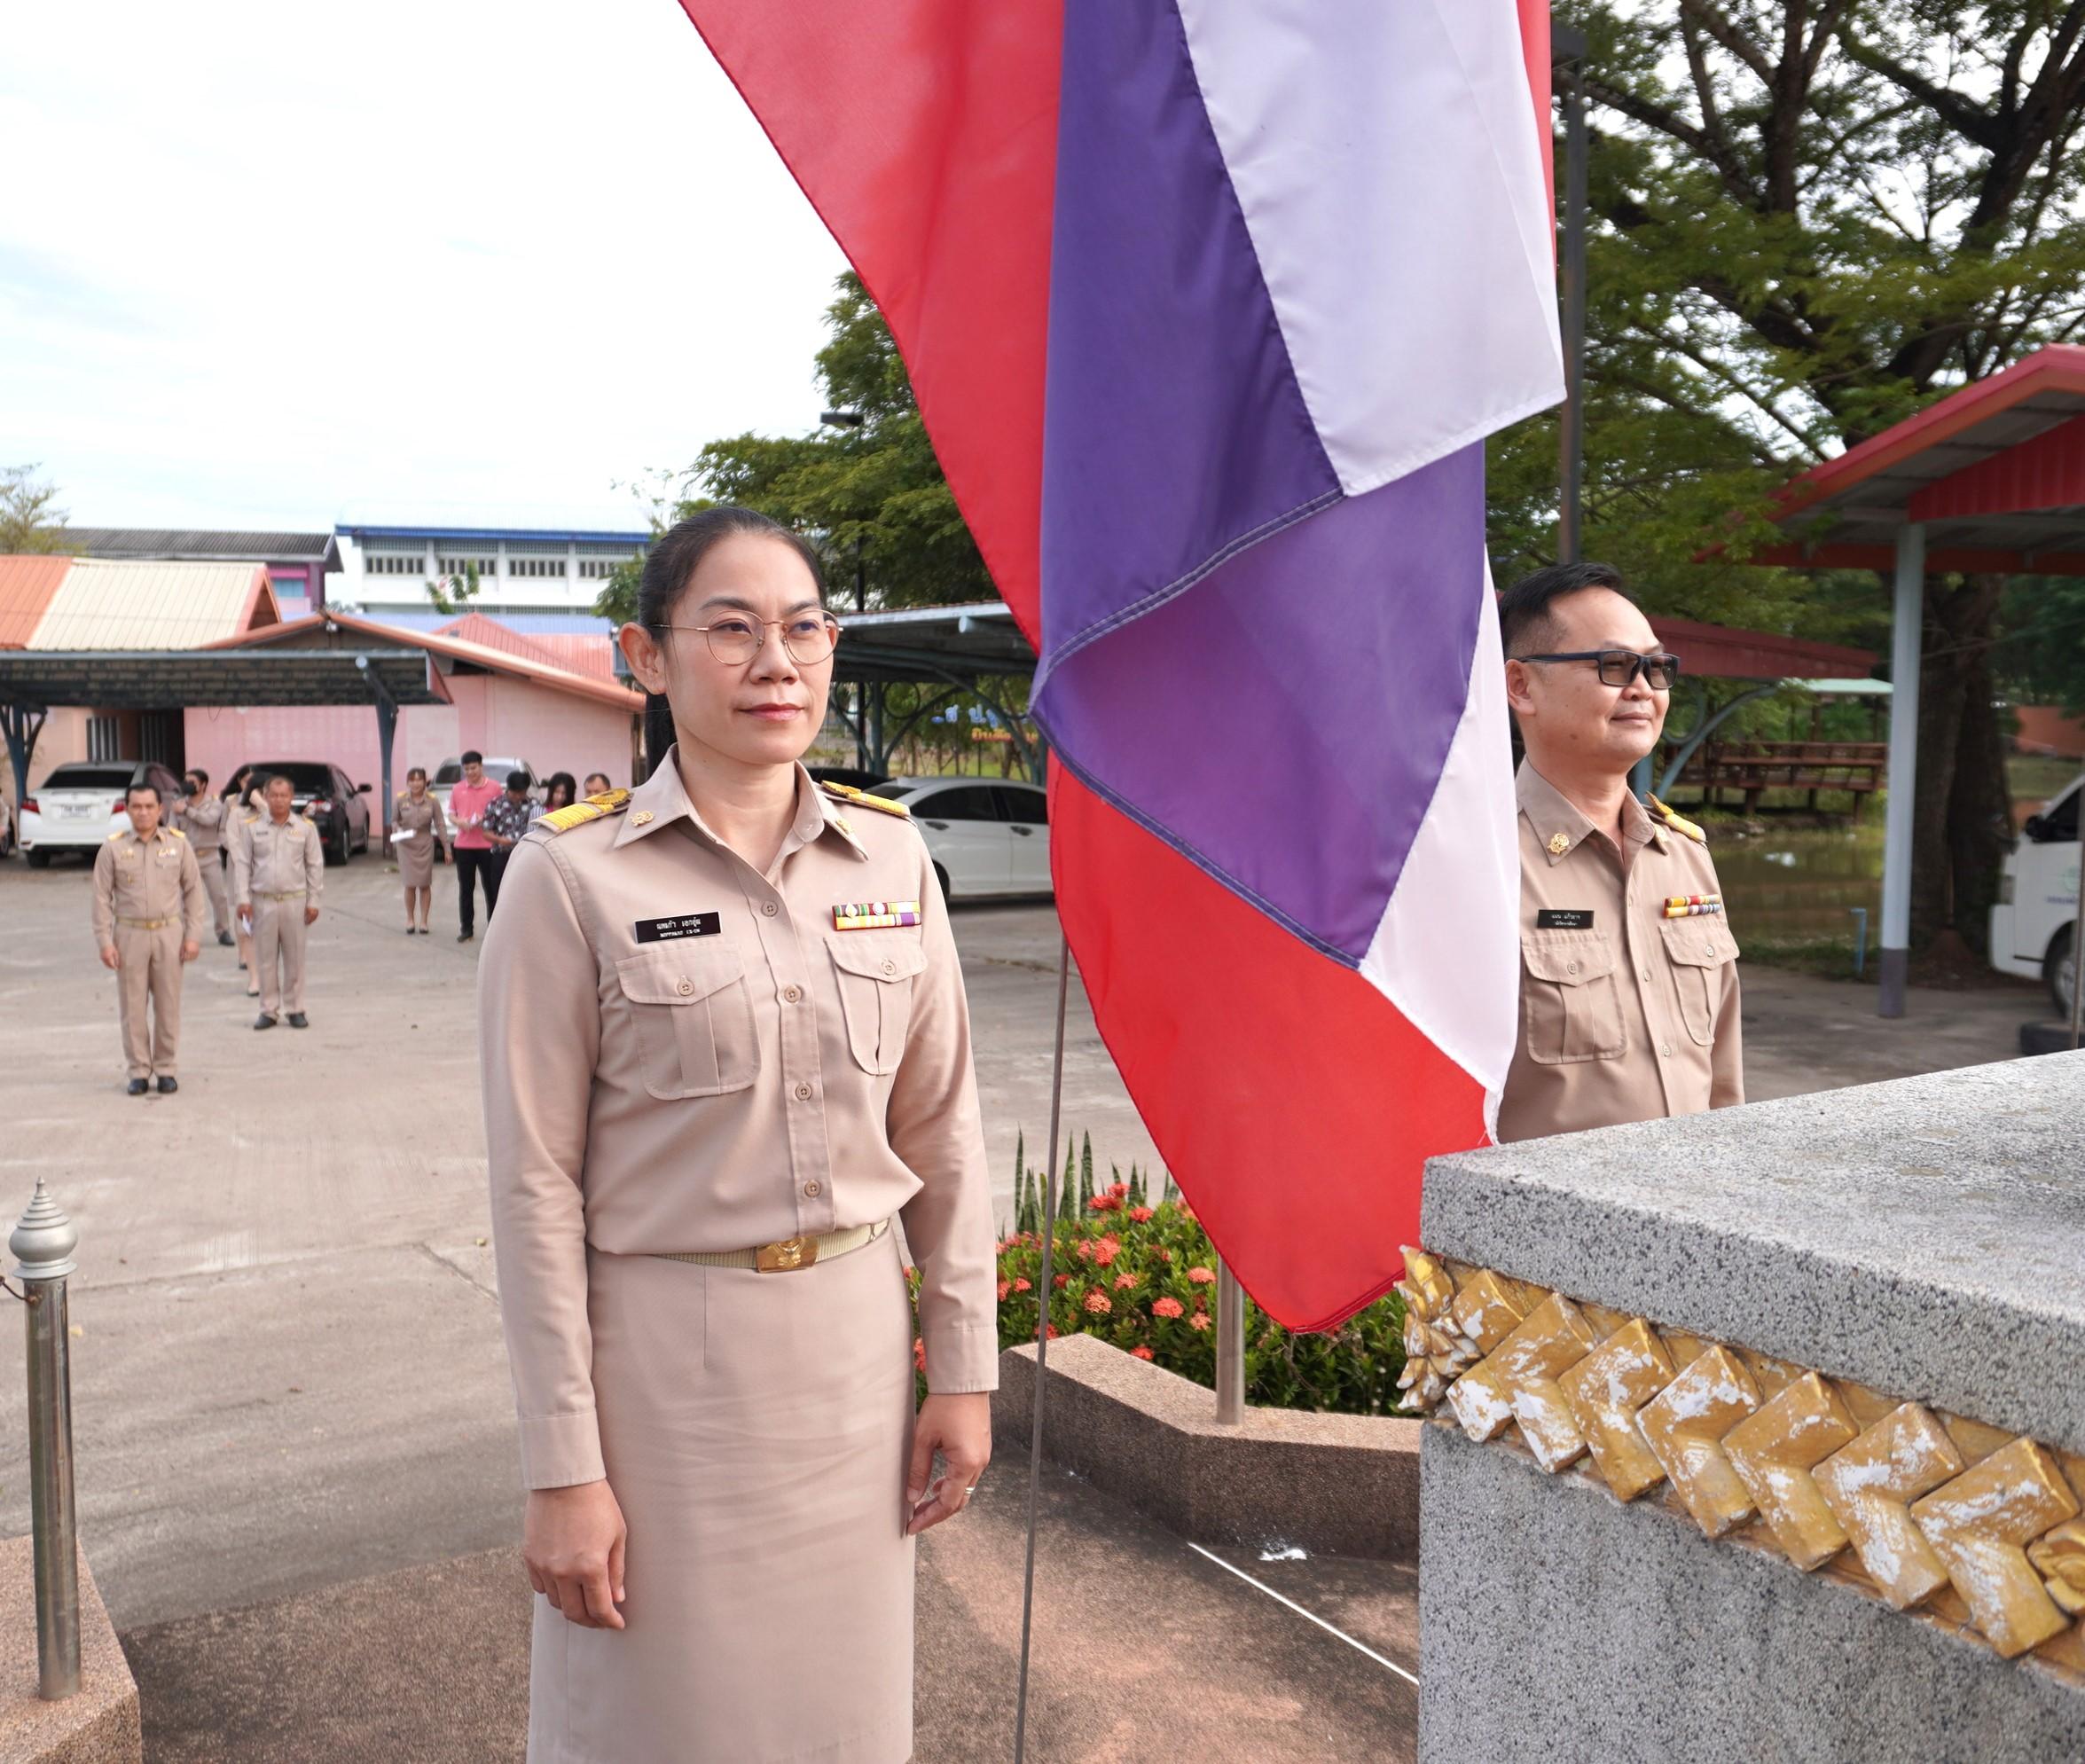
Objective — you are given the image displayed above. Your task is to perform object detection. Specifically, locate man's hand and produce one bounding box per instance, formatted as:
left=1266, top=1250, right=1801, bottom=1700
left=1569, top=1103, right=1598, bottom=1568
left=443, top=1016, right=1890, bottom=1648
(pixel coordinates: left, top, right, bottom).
left=180, top=939, right=200, bottom=962
left=905, top=1392, right=992, bottom=1535
left=304, top=906, right=320, bottom=926
left=99, top=944, right=120, bottom=970
left=524, top=1480, right=628, bottom=1629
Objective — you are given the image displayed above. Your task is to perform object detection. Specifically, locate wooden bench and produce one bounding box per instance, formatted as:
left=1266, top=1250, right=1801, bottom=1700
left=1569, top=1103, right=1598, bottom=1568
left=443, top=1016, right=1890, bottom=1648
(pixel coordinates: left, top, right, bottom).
left=1672, top=741, right=1887, bottom=818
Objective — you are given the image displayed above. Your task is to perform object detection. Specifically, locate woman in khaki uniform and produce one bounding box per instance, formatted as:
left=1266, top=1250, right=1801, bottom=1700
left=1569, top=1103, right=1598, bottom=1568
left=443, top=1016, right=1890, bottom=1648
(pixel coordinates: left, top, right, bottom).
left=390, top=767, right=451, bottom=934
left=480, top=507, right=996, bottom=1764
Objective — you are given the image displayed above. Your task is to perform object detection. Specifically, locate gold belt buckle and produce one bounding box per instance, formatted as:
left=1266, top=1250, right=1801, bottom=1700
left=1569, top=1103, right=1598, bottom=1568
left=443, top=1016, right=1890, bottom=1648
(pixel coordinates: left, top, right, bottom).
left=755, top=1235, right=817, bottom=1274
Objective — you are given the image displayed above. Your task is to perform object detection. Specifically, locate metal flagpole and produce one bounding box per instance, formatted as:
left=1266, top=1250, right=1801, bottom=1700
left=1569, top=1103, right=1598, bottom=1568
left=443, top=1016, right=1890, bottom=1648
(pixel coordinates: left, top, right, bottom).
left=1013, top=934, right=1071, bottom=1762
left=2068, top=772, right=2084, bottom=1051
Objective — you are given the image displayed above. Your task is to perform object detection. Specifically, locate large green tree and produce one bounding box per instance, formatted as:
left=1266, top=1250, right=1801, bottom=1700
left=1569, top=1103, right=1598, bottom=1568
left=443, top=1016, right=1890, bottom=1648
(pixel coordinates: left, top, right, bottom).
left=597, top=276, right=1033, bottom=777
left=1499, top=0, right=2085, bottom=960
left=0, top=465, right=67, bottom=553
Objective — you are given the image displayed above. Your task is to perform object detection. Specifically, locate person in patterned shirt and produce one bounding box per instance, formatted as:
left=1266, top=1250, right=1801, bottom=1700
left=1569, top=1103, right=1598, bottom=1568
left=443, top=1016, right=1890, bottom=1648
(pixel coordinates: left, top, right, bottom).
left=481, top=770, right=535, bottom=917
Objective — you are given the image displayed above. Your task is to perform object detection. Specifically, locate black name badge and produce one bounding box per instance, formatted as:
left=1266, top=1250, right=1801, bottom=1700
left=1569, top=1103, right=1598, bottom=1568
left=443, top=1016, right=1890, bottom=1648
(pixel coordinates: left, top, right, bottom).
left=634, top=913, right=722, bottom=944
left=1537, top=909, right=1595, bottom=930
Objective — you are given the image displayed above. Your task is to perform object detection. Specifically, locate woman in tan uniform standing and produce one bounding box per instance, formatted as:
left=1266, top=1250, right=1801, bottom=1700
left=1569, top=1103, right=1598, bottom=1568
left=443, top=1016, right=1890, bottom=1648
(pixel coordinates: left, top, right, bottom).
left=390, top=767, right=451, bottom=934
left=480, top=507, right=997, bottom=1764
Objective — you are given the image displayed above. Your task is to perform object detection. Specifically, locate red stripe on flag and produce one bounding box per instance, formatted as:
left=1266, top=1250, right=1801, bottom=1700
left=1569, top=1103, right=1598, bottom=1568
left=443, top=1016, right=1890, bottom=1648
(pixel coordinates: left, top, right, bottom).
left=1049, top=767, right=1488, bottom=1332
left=677, top=0, right=1059, bottom=639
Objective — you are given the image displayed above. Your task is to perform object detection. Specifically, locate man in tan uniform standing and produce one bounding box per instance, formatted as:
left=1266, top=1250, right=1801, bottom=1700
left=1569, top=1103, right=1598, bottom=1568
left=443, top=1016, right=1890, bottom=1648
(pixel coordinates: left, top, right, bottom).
left=173, top=768, right=236, bottom=947
left=231, top=772, right=325, bottom=1031
left=1497, top=561, right=1742, bottom=1142
left=92, top=781, right=208, bottom=1094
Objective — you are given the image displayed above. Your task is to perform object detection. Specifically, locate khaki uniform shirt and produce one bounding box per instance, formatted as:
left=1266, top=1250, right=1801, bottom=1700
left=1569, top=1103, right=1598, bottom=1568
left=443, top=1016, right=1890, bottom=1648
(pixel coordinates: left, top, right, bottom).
left=480, top=755, right=999, bottom=1490
left=1497, top=761, right=1742, bottom=1143
left=174, top=794, right=230, bottom=853
left=91, top=826, right=207, bottom=947
left=231, top=812, right=325, bottom=906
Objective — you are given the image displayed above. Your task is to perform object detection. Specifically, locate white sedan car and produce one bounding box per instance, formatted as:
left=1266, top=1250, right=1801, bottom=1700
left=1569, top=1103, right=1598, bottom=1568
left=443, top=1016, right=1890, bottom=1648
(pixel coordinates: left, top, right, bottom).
left=18, top=762, right=160, bottom=866
left=871, top=777, right=1051, bottom=900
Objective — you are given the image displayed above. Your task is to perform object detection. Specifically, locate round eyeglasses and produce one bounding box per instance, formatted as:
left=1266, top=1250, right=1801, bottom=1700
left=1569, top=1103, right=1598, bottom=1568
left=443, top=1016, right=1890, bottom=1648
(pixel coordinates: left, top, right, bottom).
left=653, top=614, right=842, bottom=667
left=1513, top=648, right=1681, bottom=691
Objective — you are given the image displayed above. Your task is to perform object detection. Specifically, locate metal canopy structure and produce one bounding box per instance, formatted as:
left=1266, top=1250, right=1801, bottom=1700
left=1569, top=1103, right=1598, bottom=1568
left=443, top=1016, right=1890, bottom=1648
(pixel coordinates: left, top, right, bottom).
left=1758, top=344, right=2085, bottom=1019
left=0, top=648, right=448, bottom=711
left=830, top=602, right=1035, bottom=686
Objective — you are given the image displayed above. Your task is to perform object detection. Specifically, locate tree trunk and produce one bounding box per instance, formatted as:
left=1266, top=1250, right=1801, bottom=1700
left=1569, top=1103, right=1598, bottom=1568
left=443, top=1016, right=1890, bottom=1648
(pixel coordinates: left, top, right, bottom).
left=1909, top=574, right=2010, bottom=963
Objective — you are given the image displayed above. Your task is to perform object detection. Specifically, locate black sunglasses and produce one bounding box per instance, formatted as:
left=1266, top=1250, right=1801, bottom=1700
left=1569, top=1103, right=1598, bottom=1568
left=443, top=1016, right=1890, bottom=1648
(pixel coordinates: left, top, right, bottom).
left=1514, top=648, right=1681, bottom=690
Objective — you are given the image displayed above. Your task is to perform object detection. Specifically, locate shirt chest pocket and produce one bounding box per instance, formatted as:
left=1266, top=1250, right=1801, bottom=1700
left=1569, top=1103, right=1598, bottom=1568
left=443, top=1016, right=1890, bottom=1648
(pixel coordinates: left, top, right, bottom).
left=827, top=935, right=928, bottom=1075
left=614, top=945, right=759, bottom=1100
left=1660, top=918, right=1740, bottom=1046
left=1521, top=931, right=1627, bottom=1065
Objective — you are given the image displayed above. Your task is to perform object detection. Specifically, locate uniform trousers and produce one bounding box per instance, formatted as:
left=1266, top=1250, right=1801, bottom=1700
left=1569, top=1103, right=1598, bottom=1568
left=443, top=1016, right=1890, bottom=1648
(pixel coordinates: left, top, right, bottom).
left=114, top=921, right=184, bottom=1079
left=455, top=848, right=498, bottom=933
left=195, top=849, right=231, bottom=938
left=252, top=896, right=310, bottom=1016
left=529, top=1228, right=916, bottom=1763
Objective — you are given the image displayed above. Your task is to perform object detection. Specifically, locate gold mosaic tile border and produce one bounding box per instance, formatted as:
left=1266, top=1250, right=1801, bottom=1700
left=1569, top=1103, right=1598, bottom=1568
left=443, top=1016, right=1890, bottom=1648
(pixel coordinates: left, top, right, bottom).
left=1397, top=1248, right=2085, bottom=1675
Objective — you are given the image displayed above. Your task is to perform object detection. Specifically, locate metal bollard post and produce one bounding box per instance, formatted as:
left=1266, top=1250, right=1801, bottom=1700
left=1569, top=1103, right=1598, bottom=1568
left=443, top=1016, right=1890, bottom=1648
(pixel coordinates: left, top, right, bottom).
left=10, top=1177, right=81, bottom=1700
left=1849, top=906, right=1869, bottom=980
left=1214, top=1256, right=1246, bottom=1426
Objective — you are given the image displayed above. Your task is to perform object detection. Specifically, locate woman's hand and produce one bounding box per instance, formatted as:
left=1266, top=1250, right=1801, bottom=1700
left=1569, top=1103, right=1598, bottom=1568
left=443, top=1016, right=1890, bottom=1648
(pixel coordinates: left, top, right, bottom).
left=905, top=1392, right=992, bottom=1536
left=524, top=1479, right=628, bottom=1628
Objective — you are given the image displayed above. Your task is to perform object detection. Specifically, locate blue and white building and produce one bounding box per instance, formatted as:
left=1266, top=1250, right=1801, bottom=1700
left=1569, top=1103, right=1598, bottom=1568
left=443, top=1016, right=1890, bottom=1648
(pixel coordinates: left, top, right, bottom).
left=328, top=522, right=648, bottom=628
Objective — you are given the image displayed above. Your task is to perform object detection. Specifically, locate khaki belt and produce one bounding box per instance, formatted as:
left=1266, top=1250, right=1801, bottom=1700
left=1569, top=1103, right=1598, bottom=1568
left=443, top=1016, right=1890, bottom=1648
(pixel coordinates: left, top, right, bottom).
left=115, top=916, right=173, bottom=929
left=255, top=890, right=307, bottom=900
left=653, top=1218, right=889, bottom=1274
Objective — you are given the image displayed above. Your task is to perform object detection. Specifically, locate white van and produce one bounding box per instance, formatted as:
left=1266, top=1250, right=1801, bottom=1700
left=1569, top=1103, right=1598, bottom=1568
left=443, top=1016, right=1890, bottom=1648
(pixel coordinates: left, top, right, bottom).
left=1990, top=777, right=2080, bottom=1014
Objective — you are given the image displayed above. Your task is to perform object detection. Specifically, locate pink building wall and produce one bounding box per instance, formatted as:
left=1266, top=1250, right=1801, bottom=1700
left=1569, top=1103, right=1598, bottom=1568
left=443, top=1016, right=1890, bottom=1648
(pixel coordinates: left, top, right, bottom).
left=184, top=678, right=638, bottom=810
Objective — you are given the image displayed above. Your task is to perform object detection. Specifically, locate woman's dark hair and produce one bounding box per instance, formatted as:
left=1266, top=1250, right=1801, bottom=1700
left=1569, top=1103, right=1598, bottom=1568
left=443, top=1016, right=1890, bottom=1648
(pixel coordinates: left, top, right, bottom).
left=543, top=772, right=577, bottom=811
left=187, top=767, right=209, bottom=788
left=635, top=506, right=827, bottom=775
left=223, top=764, right=252, bottom=800
left=406, top=766, right=427, bottom=782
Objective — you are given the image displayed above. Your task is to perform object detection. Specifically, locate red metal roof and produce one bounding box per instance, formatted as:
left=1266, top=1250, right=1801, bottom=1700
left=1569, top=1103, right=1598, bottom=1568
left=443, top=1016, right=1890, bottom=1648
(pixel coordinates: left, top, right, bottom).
left=206, top=612, right=642, bottom=712
left=1761, top=345, right=2085, bottom=575
left=1654, top=615, right=1875, bottom=684
left=0, top=554, right=73, bottom=648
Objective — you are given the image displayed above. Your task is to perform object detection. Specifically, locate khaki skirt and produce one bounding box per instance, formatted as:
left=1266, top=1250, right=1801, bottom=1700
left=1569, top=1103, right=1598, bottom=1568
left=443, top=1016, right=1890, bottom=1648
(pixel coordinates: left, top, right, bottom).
left=394, top=827, right=440, bottom=889
left=529, top=1228, right=917, bottom=1763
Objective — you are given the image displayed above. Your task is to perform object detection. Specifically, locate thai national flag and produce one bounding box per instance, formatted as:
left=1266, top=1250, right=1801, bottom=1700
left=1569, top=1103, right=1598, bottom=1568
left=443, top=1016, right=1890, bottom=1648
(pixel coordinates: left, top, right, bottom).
left=680, top=2, right=1563, bottom=1329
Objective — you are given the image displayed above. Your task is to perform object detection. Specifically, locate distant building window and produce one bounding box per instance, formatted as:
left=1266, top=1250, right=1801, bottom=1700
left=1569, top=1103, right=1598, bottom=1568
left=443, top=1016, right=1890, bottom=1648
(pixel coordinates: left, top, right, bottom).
left=88, top=717, right=121, bottom=764
left=367, top=553, right=426, bottom=576
left=511, top=557, right=568, bottom=578
left=576, top=557, right=630, bottom=579
left=437, top=554, right=498, bottom=579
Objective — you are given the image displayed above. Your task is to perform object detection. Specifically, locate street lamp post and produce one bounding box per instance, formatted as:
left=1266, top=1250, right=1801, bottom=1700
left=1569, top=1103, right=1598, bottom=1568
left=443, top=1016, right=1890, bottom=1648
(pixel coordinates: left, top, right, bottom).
left=11, top=1177, right=81, bottom=1700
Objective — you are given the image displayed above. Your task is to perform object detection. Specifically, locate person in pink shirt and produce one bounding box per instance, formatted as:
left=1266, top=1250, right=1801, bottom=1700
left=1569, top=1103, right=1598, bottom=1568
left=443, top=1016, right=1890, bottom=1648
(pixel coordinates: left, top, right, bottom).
left=449, top=751, right=505, bottom=943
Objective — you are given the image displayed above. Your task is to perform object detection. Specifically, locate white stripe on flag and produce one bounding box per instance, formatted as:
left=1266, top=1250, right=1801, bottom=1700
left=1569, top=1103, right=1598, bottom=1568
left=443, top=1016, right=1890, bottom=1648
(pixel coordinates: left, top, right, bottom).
left=1174, top=0, right=1562, bottom=498
left=1359, top=558, right=1520, bottom=1131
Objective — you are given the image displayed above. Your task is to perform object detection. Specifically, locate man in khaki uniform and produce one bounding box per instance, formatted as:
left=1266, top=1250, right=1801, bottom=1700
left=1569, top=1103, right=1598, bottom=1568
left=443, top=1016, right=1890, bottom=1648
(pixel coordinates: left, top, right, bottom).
left=1497, top=561, right=1742, bottom=1142
left=231, top=773, right=325, bottom=1030
left=91, top=781, right=208, bottom=1094
left=173, top=768, right=235, bottom=946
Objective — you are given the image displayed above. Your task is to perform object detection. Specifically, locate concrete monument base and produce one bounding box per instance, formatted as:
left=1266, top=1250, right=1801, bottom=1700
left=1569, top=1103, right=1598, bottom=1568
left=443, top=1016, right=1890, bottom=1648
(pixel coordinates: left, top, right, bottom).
left=0, top=1536, right=140, bottom=1764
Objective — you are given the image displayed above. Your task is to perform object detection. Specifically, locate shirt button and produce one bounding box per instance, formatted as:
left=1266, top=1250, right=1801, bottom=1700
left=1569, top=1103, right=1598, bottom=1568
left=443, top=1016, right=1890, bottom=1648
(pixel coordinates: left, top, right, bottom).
left=794, top=1082, right=812, bottom=1101
left=1659, top=1042, right=1673, bottom=1058
left=1641, top=968, right=1653, bottom=983
left=676, top=977, right=694, bottom=996
left=881, top=958, right=897, bottom=976
left=761, top=901, right=779, bottom=918
left=1567, top=960, right=1580, bottom=975
left=803, top=1180, right=821, bottom=1198
left=782, top=984, right=802, bottom=1004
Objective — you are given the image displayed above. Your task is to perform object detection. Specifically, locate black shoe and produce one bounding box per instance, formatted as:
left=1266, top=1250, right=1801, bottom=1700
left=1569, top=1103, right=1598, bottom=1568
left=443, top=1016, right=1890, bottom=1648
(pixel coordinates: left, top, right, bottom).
left=127, top=1078, right=149, bottom=1095
left=217, top=930, right=234, bottom=947
left=157, top=1076, right=179, bottom=1094
left=238, top=960, right=247, bottom=970
left=286, top=1013, right=309, bottom=1029
left=405, top=926, right=417, bottom=935
left=457, top=931, right=474, bottom=943
left=254, top=1014, right=277, bottom=1031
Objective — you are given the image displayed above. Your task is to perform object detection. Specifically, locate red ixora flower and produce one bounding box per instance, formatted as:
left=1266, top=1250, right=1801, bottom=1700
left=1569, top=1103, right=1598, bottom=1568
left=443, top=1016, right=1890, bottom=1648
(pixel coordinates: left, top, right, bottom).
left=997, top=1280, right=1012, bottom=1302
left=1109, top=1182, right=1130, bottom=1198
left=1012, top=1277, right=1032, bottom=1293
left=1131, top=1345, right=1155, bottom=1360
left=1088, top=1192, right=1122, bottom=1213
left=1046, top=1324, right=1061, bottom=1340
left=1093, top=1235, right=1122, bottom=1268
left=1053, top=1273, right=1070, bottom=1289
left=1084, top=1290, right=1112, bottom=1315
left=1076, top=1238, right=1094, bottom=1260
left=1187, top=1266, right=1217, bottom=1285
left=1188, top=1311, right=1212, bottom=1330
left=913, top=1337, right=928, bottom=1369
left=1152, top=1296, right=1185, bottom=1319
left=1127, top=1206, right=1153, bottom=1223
left=1113, top=1272, right=1140, bottom=1291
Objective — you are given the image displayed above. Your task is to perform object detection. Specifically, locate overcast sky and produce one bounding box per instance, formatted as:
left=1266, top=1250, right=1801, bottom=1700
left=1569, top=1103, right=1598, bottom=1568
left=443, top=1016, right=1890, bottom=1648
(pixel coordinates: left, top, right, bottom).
left=1, top=0, right=849, bottom=533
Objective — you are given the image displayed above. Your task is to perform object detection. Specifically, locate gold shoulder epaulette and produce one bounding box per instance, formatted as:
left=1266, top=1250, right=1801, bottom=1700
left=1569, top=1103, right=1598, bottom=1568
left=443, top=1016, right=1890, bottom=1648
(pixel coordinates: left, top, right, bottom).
left=107, top=830, right=125, bottom=841
left=819, top=780, right=911, bottom=819
left=541, top=788, right=631, bottom=834
left=1646, top=793, right=1707, bottom=844
left=243, top=813, right=260, bottom=823
left=169, top=827, right=187, bottom=838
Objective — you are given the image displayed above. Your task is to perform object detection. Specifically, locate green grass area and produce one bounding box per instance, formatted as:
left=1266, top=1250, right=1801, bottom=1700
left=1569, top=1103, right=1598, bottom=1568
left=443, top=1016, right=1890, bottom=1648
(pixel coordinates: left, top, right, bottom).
left=1738, top=936, right=1877, bottom=983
